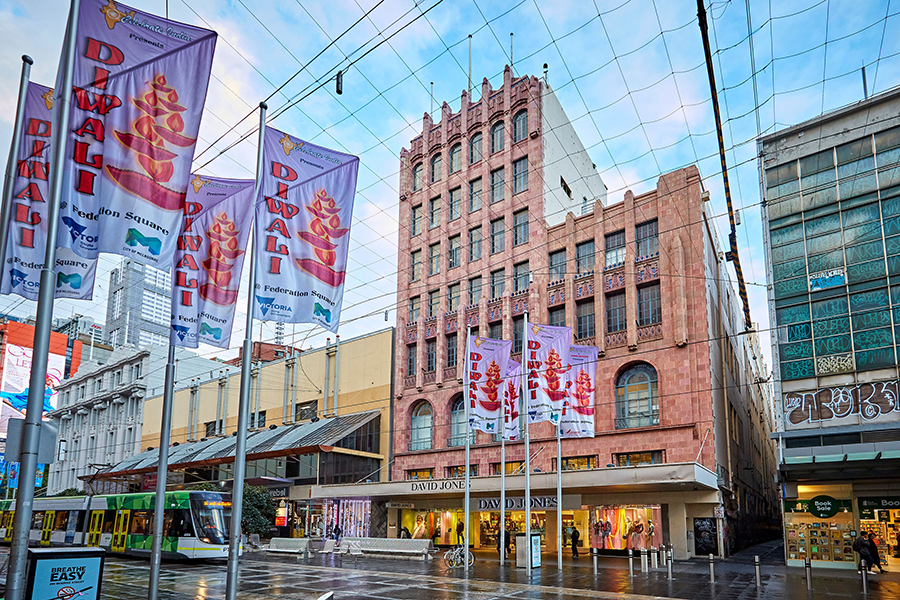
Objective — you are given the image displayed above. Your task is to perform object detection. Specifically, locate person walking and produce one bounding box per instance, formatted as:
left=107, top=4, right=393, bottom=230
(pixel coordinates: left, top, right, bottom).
left=868, top=532, right=888, bottom=573
left=571, top=527, right=580, bottom=559
left=456, top=519, right=465, bottom=545
left=399, top=526, right=411, bottom=539
left=855, top=533, right=875, bottom=574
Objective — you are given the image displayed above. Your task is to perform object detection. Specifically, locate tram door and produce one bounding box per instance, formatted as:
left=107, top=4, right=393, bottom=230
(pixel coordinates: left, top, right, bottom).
left=3, top=512, right=13, bottom=542
left=88, top=510, right=104, bottom=546
left=111, top=509, right=130, bottom=553
left=40, top=510, right=55, bottom=546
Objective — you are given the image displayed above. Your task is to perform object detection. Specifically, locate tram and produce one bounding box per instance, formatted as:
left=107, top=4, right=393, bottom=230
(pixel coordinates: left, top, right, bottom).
left=0, top=490, right=233, bottom=559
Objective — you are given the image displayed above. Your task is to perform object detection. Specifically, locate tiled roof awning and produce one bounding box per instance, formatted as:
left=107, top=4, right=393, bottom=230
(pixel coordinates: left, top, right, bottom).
left=89, top=410, right=380, bottom=480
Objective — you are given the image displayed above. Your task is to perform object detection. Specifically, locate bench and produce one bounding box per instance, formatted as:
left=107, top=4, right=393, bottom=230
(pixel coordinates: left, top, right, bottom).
left=266, top=537, right=311, bottom=555
left=336, top=537, right=434, bottom=561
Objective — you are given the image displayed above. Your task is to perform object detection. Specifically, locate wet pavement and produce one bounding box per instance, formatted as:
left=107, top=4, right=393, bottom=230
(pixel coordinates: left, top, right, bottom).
left=12, top=540, right=900, bottom=599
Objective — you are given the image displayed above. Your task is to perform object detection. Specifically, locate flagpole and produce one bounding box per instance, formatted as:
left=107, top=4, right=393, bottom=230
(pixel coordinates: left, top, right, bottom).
left=6, top=2, right=79, bottom=599
left=0, top=55, right=33, bottom=272
left=556, top=412, right=562, bottom=569
left=225, top=101, right=266, bottom=600
left=463, top=326, right=471, bottom=575
left=523, top=311, right=531, bottom=576
left=148, top=344, right=176, bottom=600
left=499, top=361, right=506, bottom=566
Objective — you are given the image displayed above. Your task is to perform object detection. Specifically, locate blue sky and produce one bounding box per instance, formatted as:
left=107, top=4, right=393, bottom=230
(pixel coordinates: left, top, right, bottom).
left=0, top=0, right=898, bottom=368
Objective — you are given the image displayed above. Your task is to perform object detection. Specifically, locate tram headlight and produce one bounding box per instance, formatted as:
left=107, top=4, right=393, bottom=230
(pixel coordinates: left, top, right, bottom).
left=201, top=537, right=210, bottom=543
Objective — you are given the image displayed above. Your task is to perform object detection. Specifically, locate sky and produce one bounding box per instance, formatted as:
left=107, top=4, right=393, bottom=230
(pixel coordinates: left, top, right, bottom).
left=0, top=0, right=899, bottom=371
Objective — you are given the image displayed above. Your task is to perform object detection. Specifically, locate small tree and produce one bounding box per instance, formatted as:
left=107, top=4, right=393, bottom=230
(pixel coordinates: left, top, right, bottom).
left=54, top=488, right=85, bottom=497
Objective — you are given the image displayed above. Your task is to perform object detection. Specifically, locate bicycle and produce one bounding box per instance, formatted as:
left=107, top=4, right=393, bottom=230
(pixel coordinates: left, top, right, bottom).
left=443, top=544, right=474, bottom=568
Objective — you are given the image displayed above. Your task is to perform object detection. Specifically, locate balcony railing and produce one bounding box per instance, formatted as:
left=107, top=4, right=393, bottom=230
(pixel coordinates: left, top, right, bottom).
left=447, top=432, right=476, bottom=447
left=443, top=366, right=458, bottom=381
left=614, top=412, right=659, bottom=430
left=404, top=375, right=416, bottom=388
left=408, top=439, right=432, bottom=451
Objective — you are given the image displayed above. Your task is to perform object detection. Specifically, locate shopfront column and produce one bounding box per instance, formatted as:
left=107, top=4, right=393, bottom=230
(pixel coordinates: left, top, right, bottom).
left=669, top=500, right=689, bottom=560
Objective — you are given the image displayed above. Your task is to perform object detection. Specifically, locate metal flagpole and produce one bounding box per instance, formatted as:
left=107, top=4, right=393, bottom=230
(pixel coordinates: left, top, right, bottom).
left=0, top=55, right=33, bottom=271
left=6, top=2, right=79, bottom=599
left=556, top=415, right=562, bottom=569
left=463, top=326, right=471, bottom=575
left=523, top=311, right=531, bottom=576
left=499, top=359, right=506, bottom=566
left=148, top=345, right=176, bottom=600
left=225, top=101, right=266, bottom=600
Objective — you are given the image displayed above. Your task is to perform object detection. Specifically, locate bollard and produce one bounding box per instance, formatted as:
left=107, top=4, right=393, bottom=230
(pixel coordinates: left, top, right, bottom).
left=592, top=548, right=598, bottom=575
left=651, top=546, right=658, bottom=569
left=754, top=555, right=761, bottom=587
left=661, top=543, right=667, bottom=567
left=641, top=547, right=648, bottom=572
left=861, top=560, right=868, bottom=594
left=805, top=556, right=812, bottom=590
left=667, top=549, right=673, bottom=580
left=709, top=553, right=715, bottom=583
left=628, top=549, right=634, bottom=578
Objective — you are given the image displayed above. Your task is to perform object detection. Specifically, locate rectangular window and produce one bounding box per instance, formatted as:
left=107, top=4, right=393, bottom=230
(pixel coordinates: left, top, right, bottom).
left=468, top=277, right=482, bottom=305
left=636, top=219, right=659, bottom=258
left=576, top=300, right=595, bottom=339
left=513, top=316, right=524, bottom=353
left=427, top=289, right=440, bottom=318
left=490, top=269, right=505, bottom=299
left=549, top=306, right=566, bottom=327
left=429, top=243, right=440, bottom=276
left=429, top=196, right=441, bottom=229
left=469, top=178, right=482, bottom=212
left=448, top=283, right=460, bottom=312
left=448, top=235, right=461, bottom=269
left=469, top=226, right=482, bottom=261
left=489, top=322, right=503, bottom=339
left=296, top=400, right=317, bottom=421
left=407, top=344, right=417, bottom=375
left=490, top=167, right=505, bottom=204
left=449, top=187, right=461, bottom=221
left=490, top=218, right=505, bottom=254
left=409, top=296, right=420, bottom=322
left=205, top=421, right=217, bottom=437
left=251, top=410, right=267, bottom=429
left=411, top=205, right=422, bottom=237
left=446, top=334, right=458, bottom=368
left=490, top=461, right=524, bottom=475
left=513, top=157, right=528, bottom=194
left=615, top=451, right=664, bottom=466
left=426, top=339, right=436, bottom=372
left=553, top=455, right=598, bottom=471
left=410, top=250, right=421, bottom=282
left=606, top=291, right=626, bottom=333
left=549, top=250, right=566, bottom=281
left=638, top=283, right=662, bottom=326
left=514, top=261, right=529, bottom=292
left=513, top=209, right=529, bottom=246
left=605, top=231, right=625, bottom=267
left=446, top=465, right=476, bottom=478
left=407, top=468, right=434, bottom=480
left=576, top=241, right=595, bottom=275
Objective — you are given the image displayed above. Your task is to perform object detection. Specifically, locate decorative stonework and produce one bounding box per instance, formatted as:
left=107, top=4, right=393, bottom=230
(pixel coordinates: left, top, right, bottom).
left=445, top=319, right=458, bottom=333
left=467, top=103, right=483, bottom=128
left=549, top=289, right=565, bottom=307
left=405, top=325, right=417, bottom=343
left=605, top=331, right=626, bottom=349
left=425, top=321, right=437, bottom=339
left=512, top=298, right=528, bottom=316
left=466, top=310, right=479, bottom=327
left=448, top=115, right=461, bottom=141
left=404, top=375, right=416, bottom=388
left=575, top=280, right=594, bottom=299
left=636, top=259, right=659, bottom=283
left=488, top=301, right=502, bottom=322
left=423, top=371, right=436, bottom=385
left=443, top=367, right=457, bottom=381
left=637, top=323, right=663, bottom=342
left=605, top=270, right=625, bottom=291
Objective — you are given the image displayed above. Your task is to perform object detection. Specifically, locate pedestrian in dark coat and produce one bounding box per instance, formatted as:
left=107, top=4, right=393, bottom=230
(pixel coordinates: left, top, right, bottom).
left=571, top=527, right=580, bottom=558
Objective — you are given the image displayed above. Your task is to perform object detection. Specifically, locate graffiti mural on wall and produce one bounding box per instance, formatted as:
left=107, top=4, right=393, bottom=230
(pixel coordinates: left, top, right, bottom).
left=784, top=380, right=900, bottom=427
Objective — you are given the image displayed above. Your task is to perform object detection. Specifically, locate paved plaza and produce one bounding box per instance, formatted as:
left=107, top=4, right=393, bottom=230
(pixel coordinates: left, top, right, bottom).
left=80, top=541, right=900, bottom=600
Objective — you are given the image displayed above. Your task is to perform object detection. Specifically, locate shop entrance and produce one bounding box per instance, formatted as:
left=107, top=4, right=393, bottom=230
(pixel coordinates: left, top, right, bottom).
left=477, top=511, right=547, bottom=548
left=860, top=510, right=900, bottom=568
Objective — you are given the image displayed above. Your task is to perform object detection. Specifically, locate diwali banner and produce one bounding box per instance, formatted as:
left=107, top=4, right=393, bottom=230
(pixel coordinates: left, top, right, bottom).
left=503, top=360, right=522, bottom=441
left=253, top=126, right=359, bottom=333
left=465, top=335, right=512, bottom=434
left=525, top=323, right=572, bottom=425
left=170, top=174, right=255, bottom=348
left=55, top=0, right=216, bottom=271
left=561, top=345, right=598, bottom=438
left=0, top=82, right=97, bottom=300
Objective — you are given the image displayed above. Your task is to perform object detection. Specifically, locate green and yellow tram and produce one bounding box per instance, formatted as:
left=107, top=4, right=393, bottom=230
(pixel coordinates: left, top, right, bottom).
left=0, top=491, right=234, bottom=559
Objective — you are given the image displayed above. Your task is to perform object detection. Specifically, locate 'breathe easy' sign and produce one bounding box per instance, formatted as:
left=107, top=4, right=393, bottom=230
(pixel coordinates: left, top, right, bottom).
left=25, top=548, right=105, bottom=600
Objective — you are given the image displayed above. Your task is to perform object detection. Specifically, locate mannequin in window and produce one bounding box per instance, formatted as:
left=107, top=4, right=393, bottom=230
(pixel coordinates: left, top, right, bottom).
left=633, top=516, right=645, bottom=550
left=623, top=517, right=633, bottom=549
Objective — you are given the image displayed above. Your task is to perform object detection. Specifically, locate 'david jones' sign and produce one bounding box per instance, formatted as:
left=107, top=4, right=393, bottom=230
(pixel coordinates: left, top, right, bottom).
left=783, top=379, right=900, bottom=429
left=408, top=480, right=466, bottom=493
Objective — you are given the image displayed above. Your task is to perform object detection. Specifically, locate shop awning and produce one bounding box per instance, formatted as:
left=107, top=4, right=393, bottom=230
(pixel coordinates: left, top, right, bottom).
left=87, top=410, right=381, bottom=481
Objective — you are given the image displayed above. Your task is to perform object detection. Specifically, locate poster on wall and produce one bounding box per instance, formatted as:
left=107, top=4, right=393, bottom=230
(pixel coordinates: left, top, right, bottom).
left=693, top=517, right=719, bottom=556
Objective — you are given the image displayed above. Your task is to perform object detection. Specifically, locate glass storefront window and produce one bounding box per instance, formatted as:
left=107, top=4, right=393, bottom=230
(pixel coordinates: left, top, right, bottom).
left=401, top=509, right=465, bottom=546
left=784, top=502, right=854, bottom=564
left=589, top=505, right=661, bottom=551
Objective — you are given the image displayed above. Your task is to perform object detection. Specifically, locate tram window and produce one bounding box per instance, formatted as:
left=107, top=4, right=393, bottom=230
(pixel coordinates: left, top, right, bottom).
left=32, top=512, right=44, bottom=529
left=130, top=511, right=151, bottom=535
left=165, top=509, right=194, bottom=537
left=54, top=511, right=69, bottom=531
left=102, top=510, right=116, bottom=534
left=71, top=511, right=86, bottom=532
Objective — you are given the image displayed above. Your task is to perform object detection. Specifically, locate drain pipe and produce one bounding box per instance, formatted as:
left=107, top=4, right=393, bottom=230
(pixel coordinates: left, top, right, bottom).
left=323, top=339, right=331, bottom=415
left=332, top=336, right=341, bottom=416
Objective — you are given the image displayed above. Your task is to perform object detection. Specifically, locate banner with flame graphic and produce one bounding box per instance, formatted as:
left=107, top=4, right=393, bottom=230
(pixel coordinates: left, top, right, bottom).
left=253, top=126, right=359, bottom=333
left=503, top=359, right=523, bottom=441
left=525, top=323, right=572, bottom=425
left=465, top=335, right=512, bottom=434
left=169, top=174, right=255, bottom=348
left=0, top=82, right=98, bottom=301
left=54, top=0, right=216, bottom=271
left=560, top=345, right=598, bottom=438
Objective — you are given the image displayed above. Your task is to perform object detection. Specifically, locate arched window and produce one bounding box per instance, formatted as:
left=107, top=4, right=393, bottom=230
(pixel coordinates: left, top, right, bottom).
left=449, top=396, right=467, bottom=446
left=412, top=163, right=423, bottom=192
left=615, top=364, right=659, bottom=429
left=430, top=154, right=442, bottom=183
left=469, top=133, right=482, bottom=164
left=512, top=110, right=528, bottom=142
left=410, top=401, right=433, bottom=450
left=490, top=121, right=505, bottom=154
left=449, top=143, right=462, bottom=174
